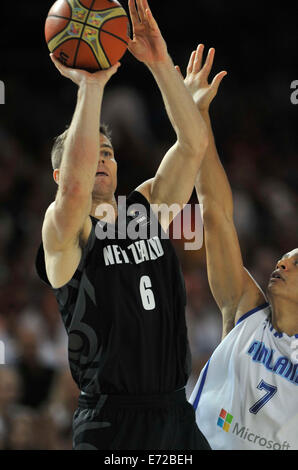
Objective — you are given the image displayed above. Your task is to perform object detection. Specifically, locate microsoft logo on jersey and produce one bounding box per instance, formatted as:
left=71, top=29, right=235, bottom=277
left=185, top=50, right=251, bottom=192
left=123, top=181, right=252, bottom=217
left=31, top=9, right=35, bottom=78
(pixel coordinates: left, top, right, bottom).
left=217, top=408, right=234, bottom=432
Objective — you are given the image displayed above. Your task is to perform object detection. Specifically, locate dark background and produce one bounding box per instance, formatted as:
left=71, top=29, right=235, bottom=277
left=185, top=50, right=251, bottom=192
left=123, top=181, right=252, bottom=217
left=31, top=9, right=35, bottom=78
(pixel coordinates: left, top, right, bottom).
left=0, top=0, right=297, bottom=449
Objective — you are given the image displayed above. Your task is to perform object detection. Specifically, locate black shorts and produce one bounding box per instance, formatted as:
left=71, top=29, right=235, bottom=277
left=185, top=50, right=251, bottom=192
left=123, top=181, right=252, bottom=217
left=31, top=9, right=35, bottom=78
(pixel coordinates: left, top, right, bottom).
left=73, top=388, right=211, bottom=450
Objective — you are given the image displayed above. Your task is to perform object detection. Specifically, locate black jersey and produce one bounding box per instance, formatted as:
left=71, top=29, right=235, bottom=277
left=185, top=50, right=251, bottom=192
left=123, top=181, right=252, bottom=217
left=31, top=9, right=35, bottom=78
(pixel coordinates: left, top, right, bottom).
left=35, top=191, right=191, bottom=395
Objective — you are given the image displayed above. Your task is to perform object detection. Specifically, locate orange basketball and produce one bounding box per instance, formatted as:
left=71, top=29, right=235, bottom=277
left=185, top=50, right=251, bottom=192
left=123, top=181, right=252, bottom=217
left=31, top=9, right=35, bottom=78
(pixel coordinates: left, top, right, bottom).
left=45, top=0, right=130, bottom=71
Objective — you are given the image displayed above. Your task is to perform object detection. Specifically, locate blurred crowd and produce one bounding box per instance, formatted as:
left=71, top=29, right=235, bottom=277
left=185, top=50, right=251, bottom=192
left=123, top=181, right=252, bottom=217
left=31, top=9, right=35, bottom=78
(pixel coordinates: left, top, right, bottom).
left=0, top=0, right=297, bottom=450
left=0, top=78, right=297, bottom=449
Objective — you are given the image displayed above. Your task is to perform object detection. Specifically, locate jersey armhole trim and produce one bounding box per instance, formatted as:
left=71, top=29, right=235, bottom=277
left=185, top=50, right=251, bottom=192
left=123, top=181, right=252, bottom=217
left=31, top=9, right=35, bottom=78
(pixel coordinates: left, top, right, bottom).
left=130, top=190, right=151, bottom=209
left=192, top=359, right=210, bottom=411
left=236, top=302, right=269, bottom=326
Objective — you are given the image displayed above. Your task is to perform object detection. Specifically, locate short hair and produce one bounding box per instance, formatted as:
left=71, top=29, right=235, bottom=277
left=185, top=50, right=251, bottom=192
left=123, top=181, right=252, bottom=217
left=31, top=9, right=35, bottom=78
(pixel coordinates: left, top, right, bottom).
left=51, top=123, right=112, bottom=170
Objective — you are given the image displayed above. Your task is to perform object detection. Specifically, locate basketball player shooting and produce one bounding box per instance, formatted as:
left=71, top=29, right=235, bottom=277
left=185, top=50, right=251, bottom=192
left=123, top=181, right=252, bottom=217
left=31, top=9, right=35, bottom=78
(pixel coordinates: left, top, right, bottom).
left=178, top=44, right=298, bottom=450
left=35, top=0, right=211, bottom=450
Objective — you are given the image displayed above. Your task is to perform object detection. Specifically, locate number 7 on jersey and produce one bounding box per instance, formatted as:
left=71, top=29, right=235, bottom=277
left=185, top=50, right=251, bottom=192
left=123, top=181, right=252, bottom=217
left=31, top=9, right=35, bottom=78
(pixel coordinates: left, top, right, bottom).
left=249, top=380, right=277, bottom=415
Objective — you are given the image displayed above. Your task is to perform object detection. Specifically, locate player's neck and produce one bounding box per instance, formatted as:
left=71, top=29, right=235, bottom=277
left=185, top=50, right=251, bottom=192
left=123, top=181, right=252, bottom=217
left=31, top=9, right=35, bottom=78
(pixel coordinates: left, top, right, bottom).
left=270, top=297, right=298, bottom=337
left=90, top=195, right=118, bottom=223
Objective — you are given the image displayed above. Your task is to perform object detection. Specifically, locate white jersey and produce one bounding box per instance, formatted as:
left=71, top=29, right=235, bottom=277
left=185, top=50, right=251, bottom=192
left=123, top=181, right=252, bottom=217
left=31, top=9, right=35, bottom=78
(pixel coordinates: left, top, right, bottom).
left=189, top=303, right=298, bottom=450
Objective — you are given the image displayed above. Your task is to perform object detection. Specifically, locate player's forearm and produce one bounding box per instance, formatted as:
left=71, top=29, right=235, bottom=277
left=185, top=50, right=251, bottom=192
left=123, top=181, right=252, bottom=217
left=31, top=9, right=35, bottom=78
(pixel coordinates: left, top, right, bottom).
left=58, top=82, right=103, bottom=200
left=196, top=111, right=234, bottom=221
left=148, top=57, right=208, bottom=157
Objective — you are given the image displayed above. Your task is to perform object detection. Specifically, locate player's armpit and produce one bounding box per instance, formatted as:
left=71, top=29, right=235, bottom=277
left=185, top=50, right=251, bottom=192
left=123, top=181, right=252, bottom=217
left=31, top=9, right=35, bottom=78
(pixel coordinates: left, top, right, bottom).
left=220, top=268, right=267, bottom=339
left=135, top=170, right=187, bottom=233
left=234, top=269, right=267, bottom=326
left=134, top=178, right=154, bottom=205
left=47, top=189, right=92, bottom=251
left=152, top=141, right=203, bottom=206
left=44, top=244, right=82, bottom=289
left=135, top=142, right=202, bottom=231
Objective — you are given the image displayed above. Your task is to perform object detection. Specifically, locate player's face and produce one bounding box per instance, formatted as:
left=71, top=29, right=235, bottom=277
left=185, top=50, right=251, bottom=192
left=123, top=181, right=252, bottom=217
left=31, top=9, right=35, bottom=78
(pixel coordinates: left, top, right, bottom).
left=53, top=133, right=117, bottom=197
left=267, top=248, right=298, bottom=303
left=92, top=133, right=117, bottom=198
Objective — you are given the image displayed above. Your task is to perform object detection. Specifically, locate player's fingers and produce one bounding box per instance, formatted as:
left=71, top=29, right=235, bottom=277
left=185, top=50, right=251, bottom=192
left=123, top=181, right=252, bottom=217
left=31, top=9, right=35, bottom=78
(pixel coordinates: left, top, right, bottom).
left=50, top=53, right=60, bottom=67
left=128, top=0, right=140, bottom=26
left=211, top=70, right=228, bottom=91
left=186, top=51, right=196, bottom=75
left=201, top=48, right=215, bottom=78
left=107, top=61, right=121, bottom=76
left=140, top=0, right=157, bottom=30
left=145, top=5, right=159, bottom=31
left=50, top=54, right=68, bottom=75
left=193, top=44, right=204, bottom=73
left=136, top=0, right=146, bottom=24
left=127, top=37, right=134, bottom=50
left=175, top=65, right=184, bottom=79
left=100, top=65, right=120, bottom=83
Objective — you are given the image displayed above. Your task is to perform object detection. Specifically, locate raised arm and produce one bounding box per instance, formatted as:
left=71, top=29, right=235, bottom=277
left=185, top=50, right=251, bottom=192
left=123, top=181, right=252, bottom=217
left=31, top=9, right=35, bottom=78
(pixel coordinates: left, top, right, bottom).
left=180, top=45, right=265, bottom=337
left=42, top=59, right=120, bottom=288
left=127, top=0, right=208, bottom=228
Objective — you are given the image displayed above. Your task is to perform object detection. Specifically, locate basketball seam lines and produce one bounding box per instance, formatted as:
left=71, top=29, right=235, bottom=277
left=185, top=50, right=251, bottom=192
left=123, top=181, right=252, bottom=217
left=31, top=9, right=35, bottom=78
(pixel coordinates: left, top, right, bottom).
left=101, top=28, right=128, bottom=45
left=72, top=0, right=107, bottom=69
left=76, top=3, right=126, bottom=12
left=73, top=0, right=97, bottom=69
left=47, top=14, right=128, bottom=44
left=64, top=0, right=80, bottom=68
left=49, top=0, right=129, bottom=69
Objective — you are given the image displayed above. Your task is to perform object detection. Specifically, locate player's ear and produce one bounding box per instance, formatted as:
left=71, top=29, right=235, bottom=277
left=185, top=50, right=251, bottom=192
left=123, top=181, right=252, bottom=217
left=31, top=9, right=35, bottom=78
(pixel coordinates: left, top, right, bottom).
left=53, top=168, right=60, bottom=184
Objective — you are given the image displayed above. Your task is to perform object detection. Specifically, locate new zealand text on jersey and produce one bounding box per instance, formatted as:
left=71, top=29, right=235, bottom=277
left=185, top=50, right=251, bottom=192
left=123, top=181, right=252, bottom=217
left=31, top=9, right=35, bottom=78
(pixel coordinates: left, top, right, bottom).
left=103, top=236, right=164, bottom=266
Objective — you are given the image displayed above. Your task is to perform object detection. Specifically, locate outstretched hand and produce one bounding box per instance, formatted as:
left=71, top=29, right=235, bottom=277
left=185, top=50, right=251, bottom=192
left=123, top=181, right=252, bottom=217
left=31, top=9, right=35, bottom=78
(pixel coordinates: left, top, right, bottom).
left=50, top=54, right=121, bottom=87
left=127, top=0, right=168, bottom=65
left=176, top=45, right=227, bottom=112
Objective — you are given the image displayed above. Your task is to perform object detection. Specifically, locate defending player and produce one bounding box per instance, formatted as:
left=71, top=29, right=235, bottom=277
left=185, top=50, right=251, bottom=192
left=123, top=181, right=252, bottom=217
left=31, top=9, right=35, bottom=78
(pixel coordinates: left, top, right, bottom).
left=179, top=44, right=298, bottom=450
left=35, top=0, right=211, bottom=450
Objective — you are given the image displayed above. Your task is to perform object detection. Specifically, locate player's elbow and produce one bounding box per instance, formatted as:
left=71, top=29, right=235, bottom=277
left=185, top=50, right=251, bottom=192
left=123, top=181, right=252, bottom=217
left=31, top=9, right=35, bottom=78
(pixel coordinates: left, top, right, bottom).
left=177, top=133, right=208, bottom=164
left=59, top=178, right=90, bottom=203
left=183, top=120, right=209, bottom=156
left=197, top=133, right=209, bottom=156
left=201, top=199, right=234, bottom=228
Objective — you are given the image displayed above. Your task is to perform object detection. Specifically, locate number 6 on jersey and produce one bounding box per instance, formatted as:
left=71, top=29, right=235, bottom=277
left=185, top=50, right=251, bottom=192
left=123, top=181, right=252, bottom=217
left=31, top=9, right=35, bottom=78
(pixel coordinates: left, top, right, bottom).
left=140, top=275, right=156, bottom=311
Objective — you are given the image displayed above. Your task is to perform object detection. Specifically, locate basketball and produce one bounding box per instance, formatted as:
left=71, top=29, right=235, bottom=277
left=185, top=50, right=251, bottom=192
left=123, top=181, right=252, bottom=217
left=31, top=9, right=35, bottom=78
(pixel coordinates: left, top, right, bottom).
left=45, top=0, right=130, bottom=71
